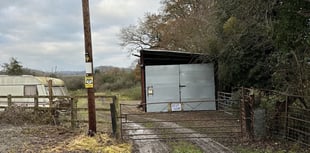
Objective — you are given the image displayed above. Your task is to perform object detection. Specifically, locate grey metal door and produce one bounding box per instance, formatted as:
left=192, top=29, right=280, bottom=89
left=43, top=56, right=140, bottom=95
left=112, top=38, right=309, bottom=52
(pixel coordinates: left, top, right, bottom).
left=180, top=64, right=216, bottom=111
left=145, top=65, right=180, bottom=112
left=145, top=64, right=215, bottom=112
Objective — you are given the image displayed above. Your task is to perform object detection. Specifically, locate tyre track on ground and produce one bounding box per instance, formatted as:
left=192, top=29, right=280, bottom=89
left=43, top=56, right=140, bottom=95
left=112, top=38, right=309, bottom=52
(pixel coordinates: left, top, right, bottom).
left=124, top=121, right=170, bottom=153
left=123, top=115, right=234, bottom=153
left=144, top=117, right=234, bottom=153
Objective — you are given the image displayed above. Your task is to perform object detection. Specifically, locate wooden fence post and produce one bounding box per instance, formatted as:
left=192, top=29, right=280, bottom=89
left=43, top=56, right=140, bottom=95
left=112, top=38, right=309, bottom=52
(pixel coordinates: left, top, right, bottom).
left=240, top=87, right=247, bottom=141
left=71, top=97, right=78, bottom=129
left=111, top=96, right=120, bottom=139
left=48, top=80, right=53, bottom=115
left=34, top=95, right=39, bottom=115
left=7, top=94, right=12, bottom=107
left=284, top=95, right=288, bottom=139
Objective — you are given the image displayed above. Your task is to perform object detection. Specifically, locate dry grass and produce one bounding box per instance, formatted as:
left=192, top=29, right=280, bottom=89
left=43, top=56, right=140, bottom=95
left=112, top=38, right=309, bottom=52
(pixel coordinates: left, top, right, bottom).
left=46, top=133, right=131, bottom=153
left=0, top=106, right=132, bottom=153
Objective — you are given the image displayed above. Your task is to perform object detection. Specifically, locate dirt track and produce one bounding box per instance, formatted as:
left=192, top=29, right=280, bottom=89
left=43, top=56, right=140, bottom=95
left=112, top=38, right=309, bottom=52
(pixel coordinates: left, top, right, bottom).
left=128, top=123, right=170, bottom=153
left=124, top=118, right=234, bottom=153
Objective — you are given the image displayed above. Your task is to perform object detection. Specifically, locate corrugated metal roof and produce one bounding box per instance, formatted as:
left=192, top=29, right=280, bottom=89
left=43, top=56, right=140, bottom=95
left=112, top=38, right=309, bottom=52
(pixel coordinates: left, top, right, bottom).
left=0, top=75, right=41, bottom=85
left=35, top=77, right=65, bottom=86
left=0, top=75, right=65, bottom=86
left=140, top=49, right=212, bottom=66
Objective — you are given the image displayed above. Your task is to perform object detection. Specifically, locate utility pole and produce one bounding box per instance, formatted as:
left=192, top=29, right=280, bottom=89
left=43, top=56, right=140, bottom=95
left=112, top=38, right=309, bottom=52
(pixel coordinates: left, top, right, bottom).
left=82, top=0, right=96, bottom=135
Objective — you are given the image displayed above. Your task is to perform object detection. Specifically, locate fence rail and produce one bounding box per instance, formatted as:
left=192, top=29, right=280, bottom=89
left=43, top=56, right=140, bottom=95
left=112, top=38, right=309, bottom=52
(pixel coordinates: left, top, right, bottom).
left=239, top=87, right=310, bottom=147
left=120, top=100, right=242, bottom=144
left=0, top=94, right=120, bottom=137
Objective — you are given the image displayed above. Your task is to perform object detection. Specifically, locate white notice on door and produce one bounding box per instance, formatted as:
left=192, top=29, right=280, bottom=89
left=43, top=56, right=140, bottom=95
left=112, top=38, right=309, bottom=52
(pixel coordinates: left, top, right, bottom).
left=171, top=103, right=182, bottom=111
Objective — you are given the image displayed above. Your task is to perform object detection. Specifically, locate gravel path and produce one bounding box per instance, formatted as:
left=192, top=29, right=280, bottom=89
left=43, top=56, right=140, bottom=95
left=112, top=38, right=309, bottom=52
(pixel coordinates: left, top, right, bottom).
left=122, top=117, right=234, bottom=153
left=126, top=122, right=170, bottom=153
left=155, top=120, right=234, bottom=153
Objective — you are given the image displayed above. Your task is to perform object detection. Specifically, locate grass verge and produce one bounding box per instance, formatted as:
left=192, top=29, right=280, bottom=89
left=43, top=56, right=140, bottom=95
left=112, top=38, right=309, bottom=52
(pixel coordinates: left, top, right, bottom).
left=169, top=141, right=203, bottom=153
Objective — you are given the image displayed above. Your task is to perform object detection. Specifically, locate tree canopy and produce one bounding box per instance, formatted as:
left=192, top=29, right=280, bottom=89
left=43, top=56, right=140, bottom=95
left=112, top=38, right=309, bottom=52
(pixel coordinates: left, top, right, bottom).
left=120, top=0, right=310, bottom=95
left=1, top=57, right=24, bottom=75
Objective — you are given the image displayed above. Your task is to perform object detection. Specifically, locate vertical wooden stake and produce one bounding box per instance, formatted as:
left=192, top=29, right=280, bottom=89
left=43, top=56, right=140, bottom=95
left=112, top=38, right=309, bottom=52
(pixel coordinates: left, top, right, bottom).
left=8, top=94, right=12, bottom=107
left=284, top=95, right=288, bottom=139
left=34, top=95, right=39, bottom=115
left=71, top=97, right=78, bottom=129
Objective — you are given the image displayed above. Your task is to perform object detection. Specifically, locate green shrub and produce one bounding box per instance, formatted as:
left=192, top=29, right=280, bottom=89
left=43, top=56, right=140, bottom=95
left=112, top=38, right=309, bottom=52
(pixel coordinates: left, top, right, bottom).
left=118, top=85, right=141, bottom=100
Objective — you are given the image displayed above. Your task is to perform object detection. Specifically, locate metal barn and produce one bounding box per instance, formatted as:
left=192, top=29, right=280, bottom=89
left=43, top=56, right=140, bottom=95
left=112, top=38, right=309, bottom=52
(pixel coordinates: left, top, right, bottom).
left=139, top=49, right=217, bottom=112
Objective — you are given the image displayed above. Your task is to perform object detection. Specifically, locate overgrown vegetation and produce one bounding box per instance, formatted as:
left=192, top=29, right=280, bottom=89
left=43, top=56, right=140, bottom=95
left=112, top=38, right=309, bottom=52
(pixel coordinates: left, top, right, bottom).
left=233, top=140, right=310, bottom=153
left=120, top=0, right=310, bottom=97
left=0, top=106, right=53, bottom=125
left=61, top=66, right=141, bottom=100
left=119, top=1, right=310, bottom=150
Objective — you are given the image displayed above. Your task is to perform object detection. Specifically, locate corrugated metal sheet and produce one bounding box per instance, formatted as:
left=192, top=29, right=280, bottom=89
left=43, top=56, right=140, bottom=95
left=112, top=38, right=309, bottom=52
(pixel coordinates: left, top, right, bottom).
left=145, top=64, right=216, bottom=112
left=0, top=86, right=24, bottom=96
left=145, top=65, right=180, bottom=112
left=0, top=75, right=68, bottom=107
left=0, top=75, right=41, bottom=85
left=35, top=77, right=65, bottom=86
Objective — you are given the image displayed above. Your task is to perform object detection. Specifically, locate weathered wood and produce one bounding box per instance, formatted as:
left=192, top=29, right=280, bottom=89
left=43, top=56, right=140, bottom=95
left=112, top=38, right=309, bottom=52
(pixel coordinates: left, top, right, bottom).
left=82, top=0, right=96, bottom=135
left=111, top=96, right=120, bottom=139
left=7, top=94, right=12, bottom=107
left=71, top=98, right=77, bottom=129
left=34, top=96, right=39, bottom=115
left=240, top=87, right=246, bottom=141
left=110, top=103, right=117, bottom=137
left=1, top=95, right=118, bottom=135
left=74, top=108, right=110, bottom=111
left=48, top=79, right=53, bottom=107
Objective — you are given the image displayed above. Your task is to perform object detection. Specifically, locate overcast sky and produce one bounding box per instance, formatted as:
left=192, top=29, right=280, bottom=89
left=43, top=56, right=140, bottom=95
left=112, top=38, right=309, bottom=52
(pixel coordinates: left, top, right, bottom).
left=0, top=0, right=161, bottom=72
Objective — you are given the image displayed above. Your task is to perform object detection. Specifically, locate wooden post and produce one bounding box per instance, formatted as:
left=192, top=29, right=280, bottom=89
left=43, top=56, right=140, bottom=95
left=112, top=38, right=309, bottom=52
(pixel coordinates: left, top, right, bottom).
left=284, top=95, right=288, bottom=139
left=71, top=97, right=78, bottom=129
left=82, top=0, right=96, bottom=135
left=111, top=96, right=120, bottom=139
left=110, top=103, right=117, bottom=138
left=34, top=95, right=39, bottom=115
left=47, top=80, right=53, bottom=116
left=240, top=87, right=246, bottom=141
left=48, top=80, right=53, bottom=107
left=7, top=94, right=12, bottom=107
left=120, top=103, right=123, bottom=140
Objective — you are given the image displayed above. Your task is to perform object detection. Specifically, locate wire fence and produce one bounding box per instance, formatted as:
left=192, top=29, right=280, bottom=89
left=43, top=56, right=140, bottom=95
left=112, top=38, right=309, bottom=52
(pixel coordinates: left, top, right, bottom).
left=0, top=95, right=118, bottom=134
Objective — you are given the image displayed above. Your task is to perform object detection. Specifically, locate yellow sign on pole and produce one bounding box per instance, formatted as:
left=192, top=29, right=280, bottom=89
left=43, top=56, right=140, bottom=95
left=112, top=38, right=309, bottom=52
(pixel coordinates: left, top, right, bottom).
left=85, top=76, right=94, bottom=88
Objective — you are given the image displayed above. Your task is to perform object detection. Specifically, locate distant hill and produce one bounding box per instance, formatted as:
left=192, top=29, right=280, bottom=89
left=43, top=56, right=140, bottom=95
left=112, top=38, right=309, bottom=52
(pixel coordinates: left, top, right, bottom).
left=23, top=68, right=47, bottom=76
left=95, top=66, right=132, bottom=73
left=58, top=71, right=85, bottom=76
left=0, top=66, right=132, bottom=77
left=59, top=66, right=132, bottom=76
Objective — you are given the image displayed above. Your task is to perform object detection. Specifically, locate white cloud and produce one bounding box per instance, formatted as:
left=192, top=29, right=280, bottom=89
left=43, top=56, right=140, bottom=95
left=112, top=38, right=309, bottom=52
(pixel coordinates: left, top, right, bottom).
left=0, top=0, right=161, bottom=71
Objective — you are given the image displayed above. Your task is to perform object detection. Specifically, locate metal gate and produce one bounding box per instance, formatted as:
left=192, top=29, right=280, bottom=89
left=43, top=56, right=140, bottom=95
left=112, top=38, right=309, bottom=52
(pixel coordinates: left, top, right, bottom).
left=120, top=98, right=242, bottom=144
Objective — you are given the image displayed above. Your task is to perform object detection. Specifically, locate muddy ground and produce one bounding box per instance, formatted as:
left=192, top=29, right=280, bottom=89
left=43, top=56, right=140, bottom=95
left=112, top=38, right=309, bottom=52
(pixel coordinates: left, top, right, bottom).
left=0, top=124, right=76, bottom=152
left=0, top=102, right=308, bottom=153
left=120, top=103, right=238, bottom=153
left=120, top=102, right=310, bottom=153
